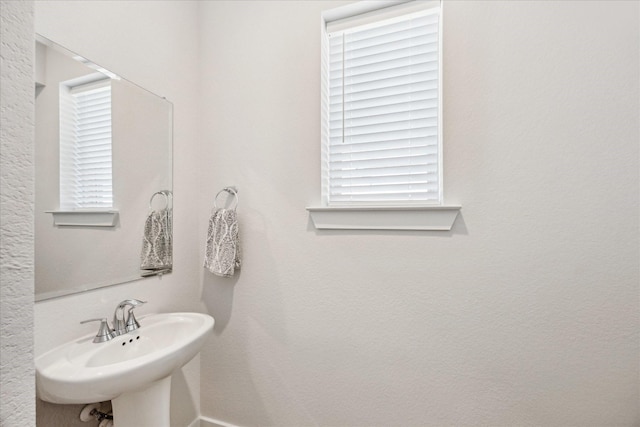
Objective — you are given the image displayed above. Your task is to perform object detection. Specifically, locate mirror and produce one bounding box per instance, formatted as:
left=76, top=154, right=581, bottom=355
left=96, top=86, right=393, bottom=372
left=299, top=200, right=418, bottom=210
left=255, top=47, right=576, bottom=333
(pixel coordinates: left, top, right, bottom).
left=35, top=35, right=173, bottom=301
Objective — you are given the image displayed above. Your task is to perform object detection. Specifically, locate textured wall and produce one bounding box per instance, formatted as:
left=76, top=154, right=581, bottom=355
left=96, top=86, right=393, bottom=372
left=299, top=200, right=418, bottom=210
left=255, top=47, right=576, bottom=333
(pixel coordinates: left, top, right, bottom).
left=198, top=1, right=639, bottom=426
left=0, top=1, right=35, bottom=426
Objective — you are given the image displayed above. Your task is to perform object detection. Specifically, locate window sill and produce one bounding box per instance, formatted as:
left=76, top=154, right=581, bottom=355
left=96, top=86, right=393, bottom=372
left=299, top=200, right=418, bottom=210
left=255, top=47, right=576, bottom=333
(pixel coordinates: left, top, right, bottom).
left=46, top=210, right=119, bottom=227
left=306, top=205, right=461, bottom=231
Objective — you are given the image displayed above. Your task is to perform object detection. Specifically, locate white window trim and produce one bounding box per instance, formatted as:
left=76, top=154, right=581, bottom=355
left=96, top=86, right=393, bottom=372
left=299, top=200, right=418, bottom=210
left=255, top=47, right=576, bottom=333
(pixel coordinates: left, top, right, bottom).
left=308, top=0, right=460, bottom=231
left=46, top=210, right=119, bottom=227
left=307, top=205, right=460, bottom=231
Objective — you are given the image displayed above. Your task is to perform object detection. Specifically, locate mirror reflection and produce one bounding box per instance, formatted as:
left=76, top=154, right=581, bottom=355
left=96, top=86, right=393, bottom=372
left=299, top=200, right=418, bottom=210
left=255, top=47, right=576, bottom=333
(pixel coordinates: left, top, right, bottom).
left=35, top=35, right=173, bottom=301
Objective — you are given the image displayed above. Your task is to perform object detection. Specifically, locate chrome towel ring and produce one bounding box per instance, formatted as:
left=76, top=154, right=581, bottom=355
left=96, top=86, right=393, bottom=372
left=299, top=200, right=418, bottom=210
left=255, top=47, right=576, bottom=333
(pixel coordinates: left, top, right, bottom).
left=149, top=190, right=172, bottom=210
left=214, top=187, right=238, bottom=210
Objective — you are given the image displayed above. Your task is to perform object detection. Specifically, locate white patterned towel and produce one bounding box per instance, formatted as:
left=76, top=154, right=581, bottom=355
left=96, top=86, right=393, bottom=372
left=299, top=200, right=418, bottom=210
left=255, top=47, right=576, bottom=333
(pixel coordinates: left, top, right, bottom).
left=141, top=208, right=173, bottom=271
left=204, top=208, right=241, bottom=277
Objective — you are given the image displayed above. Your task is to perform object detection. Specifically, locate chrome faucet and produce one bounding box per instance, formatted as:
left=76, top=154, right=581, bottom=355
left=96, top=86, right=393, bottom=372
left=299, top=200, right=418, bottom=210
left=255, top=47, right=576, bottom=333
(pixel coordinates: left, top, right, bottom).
left=112, top=299, right=147, bottom=336
left=80, top=318, right=116, bottom=343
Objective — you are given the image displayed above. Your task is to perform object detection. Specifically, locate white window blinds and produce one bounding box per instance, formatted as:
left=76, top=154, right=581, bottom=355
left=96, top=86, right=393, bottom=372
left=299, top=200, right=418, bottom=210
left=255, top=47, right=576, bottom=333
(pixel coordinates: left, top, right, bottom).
left=59, top=78, right=113, bottom=209
left=323, top=1, right=442, bottom=205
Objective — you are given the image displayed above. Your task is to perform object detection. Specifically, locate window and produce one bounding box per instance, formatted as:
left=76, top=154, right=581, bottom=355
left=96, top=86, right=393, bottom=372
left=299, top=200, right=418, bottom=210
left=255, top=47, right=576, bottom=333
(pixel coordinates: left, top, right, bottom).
left=322, top=0, right=442, bottom=206
left=59, top=77, right=113, bottom=210
left=308, top=0, right=460, bottom=230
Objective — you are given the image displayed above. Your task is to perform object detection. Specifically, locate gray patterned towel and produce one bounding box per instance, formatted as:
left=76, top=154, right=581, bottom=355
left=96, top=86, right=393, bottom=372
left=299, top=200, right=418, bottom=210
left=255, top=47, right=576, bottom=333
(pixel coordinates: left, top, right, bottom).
left=204, top=208, right=241, bottom=277
left=141, top=208, right=173, bottom=271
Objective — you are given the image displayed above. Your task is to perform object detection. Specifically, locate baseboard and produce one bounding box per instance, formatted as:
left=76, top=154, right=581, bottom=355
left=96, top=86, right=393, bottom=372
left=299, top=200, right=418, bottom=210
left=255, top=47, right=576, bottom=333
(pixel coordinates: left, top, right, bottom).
left=198, top=416, right=243, bottom=427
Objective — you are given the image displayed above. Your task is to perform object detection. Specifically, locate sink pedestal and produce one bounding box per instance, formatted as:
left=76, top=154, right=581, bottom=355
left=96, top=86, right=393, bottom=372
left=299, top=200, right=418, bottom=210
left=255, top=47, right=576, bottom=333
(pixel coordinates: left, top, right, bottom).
left=111, top=376, right=171, bottom=427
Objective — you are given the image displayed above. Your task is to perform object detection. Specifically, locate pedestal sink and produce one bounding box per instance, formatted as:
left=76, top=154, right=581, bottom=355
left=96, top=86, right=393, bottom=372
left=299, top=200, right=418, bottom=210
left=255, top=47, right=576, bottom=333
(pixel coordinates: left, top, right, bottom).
left=36, top=312, right=214, bottom=427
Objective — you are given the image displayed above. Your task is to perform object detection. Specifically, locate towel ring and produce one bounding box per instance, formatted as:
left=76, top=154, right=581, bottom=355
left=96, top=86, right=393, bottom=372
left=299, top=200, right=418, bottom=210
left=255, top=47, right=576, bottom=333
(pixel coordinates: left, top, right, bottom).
left=149, top=190, right=172, bottom=210
left=214, top=187, right=238, bottom=210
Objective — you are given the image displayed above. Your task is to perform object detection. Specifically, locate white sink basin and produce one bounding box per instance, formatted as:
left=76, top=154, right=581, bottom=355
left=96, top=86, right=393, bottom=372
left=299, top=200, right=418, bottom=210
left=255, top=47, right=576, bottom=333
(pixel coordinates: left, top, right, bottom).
left=36, top=312, right=213, bottom=426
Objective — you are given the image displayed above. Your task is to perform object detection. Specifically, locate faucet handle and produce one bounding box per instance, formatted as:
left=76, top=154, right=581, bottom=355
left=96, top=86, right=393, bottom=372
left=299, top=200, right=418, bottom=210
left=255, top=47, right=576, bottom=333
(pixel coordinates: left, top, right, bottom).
left=81, top=318, right=116, bottom=343
left=125, top=306, right=144, bottom=333
left=126, top=299, right=146, bottom=306
left=117, top=299, right=147, bottom=309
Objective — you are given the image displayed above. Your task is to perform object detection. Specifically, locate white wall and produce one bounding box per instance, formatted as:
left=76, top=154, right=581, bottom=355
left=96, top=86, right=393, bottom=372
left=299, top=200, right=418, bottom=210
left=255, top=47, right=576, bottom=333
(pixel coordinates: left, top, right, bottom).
left=0, top=1, right=35, bottom=425
left=198, top=1, right=639, bottom=426
left=34, top=2, right=202, bottom=426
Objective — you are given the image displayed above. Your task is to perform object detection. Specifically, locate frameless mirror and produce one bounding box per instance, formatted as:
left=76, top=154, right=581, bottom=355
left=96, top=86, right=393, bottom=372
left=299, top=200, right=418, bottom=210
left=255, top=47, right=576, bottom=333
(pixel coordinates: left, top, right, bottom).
left=35, top=35, right=173, bottom=301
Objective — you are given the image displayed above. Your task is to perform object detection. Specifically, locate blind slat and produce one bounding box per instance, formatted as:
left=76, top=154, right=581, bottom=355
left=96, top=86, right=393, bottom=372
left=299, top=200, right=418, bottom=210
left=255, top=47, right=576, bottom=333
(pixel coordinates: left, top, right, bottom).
left=331, top=173, right=436, bottom=187
left=330, top=127, right=438, bottom=146
left=331, top=145, right=437, bottom=161
left=330, top=155, right=438, bottom=171
left=330, top=135, right=438, bottom=153
left=330, top=79, right=438, bottom=104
